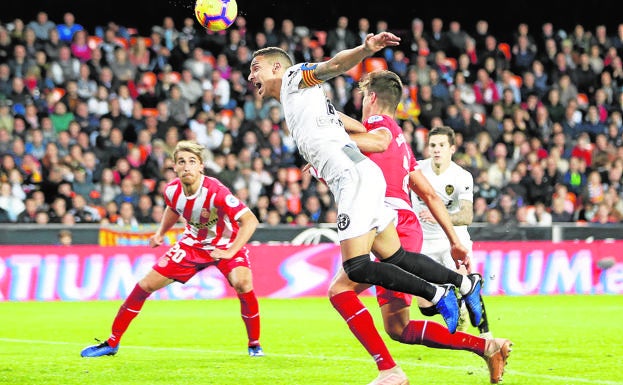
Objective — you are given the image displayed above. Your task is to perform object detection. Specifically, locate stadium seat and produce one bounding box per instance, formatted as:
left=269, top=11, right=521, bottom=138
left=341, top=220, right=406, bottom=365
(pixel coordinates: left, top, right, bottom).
left=87, top=36, right=103, bottom=50
left=364, top=57, right=388, bottom=73
left=286, top=167, right=302, bottom=183
left=142, top=108, right=159, bottom=117
left=344, top=62, right=363, bottom=82
left=510, top=74, right=523, bottom=88
left=312, top=30, right=327, bottom=46
left=474, top=112, right=486, bottom=126
left=577, top=93, right=589, bottom=109
left=114, top=36, right=129, bottom=49
left=130, top=36, right=153, bottom=47
left=141, top=71, right=158, bottom=88
left=219, top=109, right=234, bottom=126
left=201, top=54, right=216, bottom=67
left=158, top=71, right=181, bottom=84
left=444, top=57, right=457, bottom=70
left=48, top=88, right=66, bottom=105
left=498, top=42, right=511, bottom=61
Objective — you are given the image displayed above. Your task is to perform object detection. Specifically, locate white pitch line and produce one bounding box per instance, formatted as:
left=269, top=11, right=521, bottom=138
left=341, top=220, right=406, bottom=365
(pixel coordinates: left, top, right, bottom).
left=1, top=338, right=621, bottom=385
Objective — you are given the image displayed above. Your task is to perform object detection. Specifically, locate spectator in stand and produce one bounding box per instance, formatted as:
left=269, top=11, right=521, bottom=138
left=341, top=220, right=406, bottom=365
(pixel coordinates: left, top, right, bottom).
left=473, top=68, right=500, bottom=112
left=135, top=194, right=154, bottom=223
left=109, top=46, right=136, bottom=85
left=34, top=209, right=49, bottom=224
left=70, top=30, right=91, bottom=63
left=522, top=162, right=554, bottom=206
left=591, top=201, right=618, bottom=224
left=48, top=196, right=68, bottom=223
left=56, top=12, right=83, bottom=44
left=69, top=193, right=101, bottom=223
left=325, top=16, right=357, bottom=57
left=16, top=196, right=38, bottom=223
left=116, top=200, right=139, bottom=227
left=550, top=194, right=575, bottom=222
left=27, top=11, right=56, bottom=42
left=525, top=201, right=552, bottom=226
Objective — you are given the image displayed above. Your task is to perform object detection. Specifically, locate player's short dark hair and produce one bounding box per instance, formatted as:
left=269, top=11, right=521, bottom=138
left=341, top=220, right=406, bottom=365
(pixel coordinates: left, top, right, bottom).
left=359, top=70, right=403, bottom=111
left=428, top=125, right=456, bottom=146
left=252, top=47, right=293, bottom=67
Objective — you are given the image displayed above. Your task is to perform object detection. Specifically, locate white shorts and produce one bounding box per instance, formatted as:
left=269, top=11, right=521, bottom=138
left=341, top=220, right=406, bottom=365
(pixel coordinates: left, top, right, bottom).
left=329, top=158, right=397, bottom=242
left=420, top=237, right=473, bottom=271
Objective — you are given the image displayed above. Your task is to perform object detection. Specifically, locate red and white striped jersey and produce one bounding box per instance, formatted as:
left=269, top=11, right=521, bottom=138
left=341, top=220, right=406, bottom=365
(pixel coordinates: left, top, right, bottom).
left=163, top=175, right=249, bottom=251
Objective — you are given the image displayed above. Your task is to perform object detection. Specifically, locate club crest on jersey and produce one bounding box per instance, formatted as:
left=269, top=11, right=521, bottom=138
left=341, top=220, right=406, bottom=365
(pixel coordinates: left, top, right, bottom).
left=445, top=185, right=454, bottom=195
left=201, top=208, right=211, bottom=218
left=337, top=213, right=350, bottom=231
left=367, top=115, right=383, bottom=124
left=225, top=194, right=240, bottom=207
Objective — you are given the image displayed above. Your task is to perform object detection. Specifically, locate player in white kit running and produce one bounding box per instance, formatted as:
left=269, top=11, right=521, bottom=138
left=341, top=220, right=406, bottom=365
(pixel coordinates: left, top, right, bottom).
left=413, top=125, right=492, bottom=337
left=249, top=33, right=485, bottom=384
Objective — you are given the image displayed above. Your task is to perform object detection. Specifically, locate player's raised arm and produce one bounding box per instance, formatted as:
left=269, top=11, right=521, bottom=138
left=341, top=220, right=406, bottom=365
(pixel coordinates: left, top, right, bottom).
left=314, top=32, right=400, bottom=82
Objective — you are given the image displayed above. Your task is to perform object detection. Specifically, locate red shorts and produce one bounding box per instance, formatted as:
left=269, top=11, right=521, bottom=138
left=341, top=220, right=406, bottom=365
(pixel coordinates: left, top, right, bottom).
left=153, top=242, right=252, bottom=283
left=376, top=209, right=423, bottom=307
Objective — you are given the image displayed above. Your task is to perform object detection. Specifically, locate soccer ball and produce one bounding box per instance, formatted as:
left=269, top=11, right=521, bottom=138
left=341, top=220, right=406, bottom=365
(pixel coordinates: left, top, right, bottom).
left=194, top=0, right=238, bottom=31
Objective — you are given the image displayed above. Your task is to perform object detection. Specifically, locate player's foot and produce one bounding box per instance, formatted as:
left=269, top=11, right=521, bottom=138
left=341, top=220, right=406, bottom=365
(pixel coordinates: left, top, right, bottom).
left=80, top=340, right=118, bottom=357
left=367, top=365, right=409, bottom=385
left=464, top=274, right=484, bottom=327
left=248, top=345, right=265, bottom=357
left=434, top=284, right=459, bottom=333
left=484, top=338, right=512, bottom=384
left=457, top=301, right=470, bottom=332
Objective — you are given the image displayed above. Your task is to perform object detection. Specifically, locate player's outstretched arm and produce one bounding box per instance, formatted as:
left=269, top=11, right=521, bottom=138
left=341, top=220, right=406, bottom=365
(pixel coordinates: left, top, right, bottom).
left=315, top=32, right=400, bottom=82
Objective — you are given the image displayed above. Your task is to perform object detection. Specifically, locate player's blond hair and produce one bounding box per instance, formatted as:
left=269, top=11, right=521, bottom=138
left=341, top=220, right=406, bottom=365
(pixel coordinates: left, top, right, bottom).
left=252, top=47, right=293, bottom=67
left=173, top=140, right=205, bottom=163
left=358, top=70, right=403, bottom=111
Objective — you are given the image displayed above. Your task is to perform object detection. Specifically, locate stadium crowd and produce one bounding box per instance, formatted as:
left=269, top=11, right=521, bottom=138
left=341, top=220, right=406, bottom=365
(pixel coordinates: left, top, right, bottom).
left=0, top=11, right=623, bottom=228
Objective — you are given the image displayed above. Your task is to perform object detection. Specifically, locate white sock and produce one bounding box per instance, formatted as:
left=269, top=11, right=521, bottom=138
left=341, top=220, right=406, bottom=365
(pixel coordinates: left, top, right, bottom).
left=459, top=275, right=473, bottom=295
left=431, top=285, right=446, bottom=304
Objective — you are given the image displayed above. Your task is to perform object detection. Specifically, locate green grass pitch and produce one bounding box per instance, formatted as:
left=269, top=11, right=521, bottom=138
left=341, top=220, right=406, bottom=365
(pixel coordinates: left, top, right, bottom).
left=1, top=295, right=622, bottom=385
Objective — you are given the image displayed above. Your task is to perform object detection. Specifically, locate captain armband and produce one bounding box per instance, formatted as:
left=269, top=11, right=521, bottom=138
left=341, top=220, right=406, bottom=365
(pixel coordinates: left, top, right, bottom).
left=300, top=63, right=323, bottom=87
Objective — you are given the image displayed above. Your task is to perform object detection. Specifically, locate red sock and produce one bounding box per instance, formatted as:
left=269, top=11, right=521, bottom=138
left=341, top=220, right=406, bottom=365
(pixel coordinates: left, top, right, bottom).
left=330, top=291, right=396, bottom=371
left=400, top=320, right=486, bottom=356
left=107, top=284, right=151, bottom=348
left=238, top=290, right=261, bottom=346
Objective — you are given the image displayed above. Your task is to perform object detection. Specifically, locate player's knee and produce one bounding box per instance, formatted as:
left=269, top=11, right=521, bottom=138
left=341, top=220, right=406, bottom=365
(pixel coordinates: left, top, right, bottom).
left=419, top=305, right=439, bottom=317
left=342, top=254, right=373, bottom=284
left=232, top=278, right=253, bottom=293
left=384, top=324, right=404, bottom=341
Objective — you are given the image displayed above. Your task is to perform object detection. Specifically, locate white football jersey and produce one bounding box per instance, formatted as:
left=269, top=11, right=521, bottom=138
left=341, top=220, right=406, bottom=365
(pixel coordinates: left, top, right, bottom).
left=413, top=158, right=473, bottom=241
left=280, top=63, right=359, bottom=184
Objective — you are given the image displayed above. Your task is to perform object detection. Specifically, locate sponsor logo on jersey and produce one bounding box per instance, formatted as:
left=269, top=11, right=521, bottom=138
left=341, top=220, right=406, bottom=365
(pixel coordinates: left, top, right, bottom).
left=337, top=213, right=350, bottom=231
left=445, top=185, right=454, bottom=195
left=188, top=216, right=218, bottom=229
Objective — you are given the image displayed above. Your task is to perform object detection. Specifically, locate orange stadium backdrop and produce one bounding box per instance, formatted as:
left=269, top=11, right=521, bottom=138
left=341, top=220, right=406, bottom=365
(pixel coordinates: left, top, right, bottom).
left=1, top=241, right=622, bottom=301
